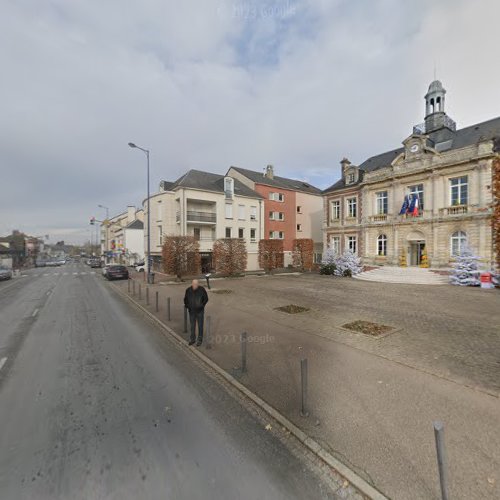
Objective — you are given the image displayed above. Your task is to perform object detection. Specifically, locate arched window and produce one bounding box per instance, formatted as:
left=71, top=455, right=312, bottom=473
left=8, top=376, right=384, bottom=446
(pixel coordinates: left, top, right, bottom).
left=450, top=231, right=467, bottom=256
left=377, top=234, right=387, bottom=256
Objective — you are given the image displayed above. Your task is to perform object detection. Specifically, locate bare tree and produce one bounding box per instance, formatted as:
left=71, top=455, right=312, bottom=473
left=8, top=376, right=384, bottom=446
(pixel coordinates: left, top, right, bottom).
left=292, top=238, right=314, bottom=271
left=162, top=236, right=201, bottom=279
left=258, top=239, right=284, bottom=273
left=213, top=238, right=247, bottom=275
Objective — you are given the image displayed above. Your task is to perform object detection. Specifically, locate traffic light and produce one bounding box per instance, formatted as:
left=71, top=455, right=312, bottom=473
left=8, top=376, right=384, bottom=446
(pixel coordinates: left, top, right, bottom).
left=90, top=216, right=95, bottom=225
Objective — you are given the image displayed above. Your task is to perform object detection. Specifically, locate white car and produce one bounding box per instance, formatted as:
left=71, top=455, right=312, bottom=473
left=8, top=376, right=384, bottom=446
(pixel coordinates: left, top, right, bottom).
left=135, top=264, right=145, bottom=272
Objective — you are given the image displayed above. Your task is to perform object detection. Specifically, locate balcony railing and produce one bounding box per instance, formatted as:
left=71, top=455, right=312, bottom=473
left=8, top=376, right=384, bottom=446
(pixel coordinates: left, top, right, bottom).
left=440, top=205, right=468, bottom=216
left=176, top=211, right=217, bottom=223
left=370, top=214, right=388, bottom=222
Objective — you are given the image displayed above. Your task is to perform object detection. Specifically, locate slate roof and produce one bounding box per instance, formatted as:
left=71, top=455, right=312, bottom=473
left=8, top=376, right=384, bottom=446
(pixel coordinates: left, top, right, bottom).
left=323, top=116, right=500, bottom=194
left=230, top=166, right=322, bottom=195
left=161, top=169, right=263, bottom=199
left=126, top=219, right=144, bottom=230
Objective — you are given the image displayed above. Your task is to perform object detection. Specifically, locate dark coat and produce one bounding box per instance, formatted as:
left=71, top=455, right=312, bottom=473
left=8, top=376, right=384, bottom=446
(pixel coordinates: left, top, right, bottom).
left=184, top=286, right=208, bottom=312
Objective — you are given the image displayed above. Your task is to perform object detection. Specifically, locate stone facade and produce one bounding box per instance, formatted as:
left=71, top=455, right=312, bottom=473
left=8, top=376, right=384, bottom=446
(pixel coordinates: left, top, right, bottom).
left=323, top=81, right=499, bottom=269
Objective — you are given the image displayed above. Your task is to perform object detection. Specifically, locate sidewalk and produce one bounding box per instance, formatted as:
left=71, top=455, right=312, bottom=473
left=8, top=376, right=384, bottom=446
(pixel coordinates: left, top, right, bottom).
left=115, top=275, right=500, bottom=500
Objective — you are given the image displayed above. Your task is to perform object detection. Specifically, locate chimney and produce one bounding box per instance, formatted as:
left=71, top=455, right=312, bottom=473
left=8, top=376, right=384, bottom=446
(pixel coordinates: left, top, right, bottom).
left=340, top=157, right=351, bottom=178
left=264, top=164, right=274, bottom=179
left=127, top=205, right=136, bottom=224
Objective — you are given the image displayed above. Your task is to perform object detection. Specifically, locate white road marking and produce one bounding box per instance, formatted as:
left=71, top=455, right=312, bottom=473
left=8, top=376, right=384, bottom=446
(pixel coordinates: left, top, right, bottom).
left=43, top=273, right=49, bottom=276
left=46, top=291, right=51, bottom=296
left=32, top=308, right=39, bottom=317
left=73, top=272, right=78, bottom=275
left=63, top=272, right=68, bottom=275
left=90, top=272, right=96, bottom=275
left=0, top=357, right=7, bottom=371
left=81, top=272, right=86, bottom=275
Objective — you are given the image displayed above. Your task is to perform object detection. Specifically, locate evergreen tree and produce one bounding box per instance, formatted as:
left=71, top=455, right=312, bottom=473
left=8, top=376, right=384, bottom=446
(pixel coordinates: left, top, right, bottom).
left=449, top=246, right=481, bottom=286
left=334, top=250, right=362, bottom=277
left=320, top=245, right=337, bottom=275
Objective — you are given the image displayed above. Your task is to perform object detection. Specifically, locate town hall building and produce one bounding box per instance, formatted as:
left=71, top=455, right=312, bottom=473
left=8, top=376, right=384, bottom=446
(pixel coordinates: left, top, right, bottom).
left=323, top=80, right=499, bottom=268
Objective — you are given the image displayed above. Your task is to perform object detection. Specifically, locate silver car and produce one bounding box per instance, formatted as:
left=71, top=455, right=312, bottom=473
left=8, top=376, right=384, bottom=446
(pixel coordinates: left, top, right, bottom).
left=0, top=267, right=13, bottom=281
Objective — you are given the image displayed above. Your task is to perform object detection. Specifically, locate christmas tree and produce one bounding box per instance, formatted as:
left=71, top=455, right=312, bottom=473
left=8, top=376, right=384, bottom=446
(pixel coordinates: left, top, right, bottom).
left=334, top=250, right=363, bottom=277
left=320, top=245, right=337, bottom=275
left=449, top=246, right=481, bottom=286
left=419, top=247, right=429, bottom=268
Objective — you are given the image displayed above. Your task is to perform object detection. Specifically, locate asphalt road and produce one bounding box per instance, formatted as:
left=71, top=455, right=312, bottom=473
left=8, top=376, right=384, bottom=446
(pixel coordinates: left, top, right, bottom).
left=0, top=264, right=340, bottom=500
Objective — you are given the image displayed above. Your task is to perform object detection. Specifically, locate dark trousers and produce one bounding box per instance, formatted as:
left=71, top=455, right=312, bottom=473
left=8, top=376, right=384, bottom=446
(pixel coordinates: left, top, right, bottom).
left=189, top=310, right=204, bottom=342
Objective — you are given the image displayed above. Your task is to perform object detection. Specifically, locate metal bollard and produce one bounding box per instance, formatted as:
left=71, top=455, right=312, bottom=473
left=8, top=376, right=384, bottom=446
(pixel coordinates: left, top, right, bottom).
left=132, top=280, right=136, bottom=296
left=167, top=297, right=171, bottom=321
left=300, top=358, right=309, bottom=417
left=138, top=284, right=142, bottom=300
left=240, top=331, right=247, bottom=373
left=155, top=291, right=159, bottom=312
left=128, top=278, right=131, bottom=293
left=183, top=307, right=188, bottom=333
left=146, top=287, right=149, bottom=305
left=205, top=315, right=212, bottom=349
left=433, top=421, right=449, bottom=500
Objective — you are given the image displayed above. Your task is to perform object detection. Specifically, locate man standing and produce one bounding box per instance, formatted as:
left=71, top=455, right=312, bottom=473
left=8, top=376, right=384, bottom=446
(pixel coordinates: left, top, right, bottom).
left=184, top=279, right=209, bottom=346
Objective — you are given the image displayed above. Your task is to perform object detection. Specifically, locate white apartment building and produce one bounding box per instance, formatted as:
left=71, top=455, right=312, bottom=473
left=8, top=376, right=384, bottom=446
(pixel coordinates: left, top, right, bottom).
left=145, top=169, right=264, bottom=272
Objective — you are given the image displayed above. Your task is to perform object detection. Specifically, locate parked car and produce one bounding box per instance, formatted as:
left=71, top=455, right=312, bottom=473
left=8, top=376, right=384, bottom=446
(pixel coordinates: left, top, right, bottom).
left=0, top=267, right=13, bottom=281
left=105, top=265, right=129, bottom=280
left=89, top=259, right=102, bottom=268
left=135, top=263, right=145, bottom=272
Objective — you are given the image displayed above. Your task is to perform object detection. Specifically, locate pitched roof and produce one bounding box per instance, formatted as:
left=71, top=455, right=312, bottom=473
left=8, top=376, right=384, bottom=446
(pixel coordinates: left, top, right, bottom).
left=230, top=166, right=322, bottom=195
left=324, top=116, right=500, bottom=194
left=126, top=219, right=144, bottom=230
left=161, top=169, right=263, bottom=199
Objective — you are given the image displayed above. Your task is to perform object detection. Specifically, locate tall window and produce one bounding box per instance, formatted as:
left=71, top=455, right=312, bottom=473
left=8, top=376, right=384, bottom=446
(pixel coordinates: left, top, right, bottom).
left=450, top=231, right=467, bottom=256
left=347, top=235, right=357, bottom=254
left=347, top=173, right=355, bottom=184
left=225, top=203, right=233, bottom=219
left=296, top=206, right=302, bottom=213
left=238, top=205, right=245, bottom=220
left=376, top=191, right=388, bottom=215
left=269, top=211, right=284, bottom=221
left=296, top=224, right=302, bottom=232
left=331, top=200, right=340, bottom=220
left=377, top=234, right=387, bottom=256
left=157, top=225, right=163, bottom=246
left=347, top=198, right=357, bottom=218
left=450, top=176, right=468, bottom=206
left=225, top=227, right=232, bottom=238
left=409, top=184, right=424, bottom=210
left=331, top=236, right=340, bottom=255
left=238, top=228, right=244, bottom=239
left=250, top=228, right=256, bottom=242
left=224, top=177, right=234, bottom=199
left=250, top=206, right=257, bottom=220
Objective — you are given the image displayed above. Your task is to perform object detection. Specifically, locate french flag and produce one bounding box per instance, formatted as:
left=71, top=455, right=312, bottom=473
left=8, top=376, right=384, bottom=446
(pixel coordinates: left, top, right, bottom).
left=408, top=194, right=419, bottom=216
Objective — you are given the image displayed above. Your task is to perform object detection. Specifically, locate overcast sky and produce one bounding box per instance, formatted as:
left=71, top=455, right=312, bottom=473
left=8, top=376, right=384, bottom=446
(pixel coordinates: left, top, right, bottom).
left=1, top=0, right=499, bottom=244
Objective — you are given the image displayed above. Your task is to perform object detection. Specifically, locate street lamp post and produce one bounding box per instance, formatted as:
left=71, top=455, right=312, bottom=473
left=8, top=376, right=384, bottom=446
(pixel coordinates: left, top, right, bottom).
left=98, top=204, right=109, bottom=263
left=128, top=142, right=152, bottom=284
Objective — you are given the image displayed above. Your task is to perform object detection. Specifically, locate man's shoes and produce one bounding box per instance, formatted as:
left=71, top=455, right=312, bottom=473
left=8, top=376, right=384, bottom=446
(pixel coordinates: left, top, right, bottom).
left=196, top=339, right=203, bottom=347
left=188, top=340, right=196, bottom=346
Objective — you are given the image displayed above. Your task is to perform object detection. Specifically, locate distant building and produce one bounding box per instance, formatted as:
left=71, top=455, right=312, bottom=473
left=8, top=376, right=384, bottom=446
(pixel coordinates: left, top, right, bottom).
left=102, top=206, right=144, bottom=265
left=147, top=169, right=264, bottom=272
left=323, top=80, right=499, bottom=268
left=227, top=165, right=323, bottom=265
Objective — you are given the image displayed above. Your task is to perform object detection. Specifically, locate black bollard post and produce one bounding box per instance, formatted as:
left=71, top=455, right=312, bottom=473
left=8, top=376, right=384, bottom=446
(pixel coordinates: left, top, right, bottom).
left=155, top=291, right=159, bottom=312
left=138, top=284, right=142, bottom=300
left=128, top=278, right=131, bottom=293
left=146, top=287, right=149, bottom=305
left=433, top=421, right=450, bottom=500
left=300, top=358, right=309, bottom=417
left=183, top=307, right=188, bottom=333
left=132, top=280, right=136, bottom=296
left=167, top=297, right=171, bottom=321
left=240, top=331, right=247, bottom=373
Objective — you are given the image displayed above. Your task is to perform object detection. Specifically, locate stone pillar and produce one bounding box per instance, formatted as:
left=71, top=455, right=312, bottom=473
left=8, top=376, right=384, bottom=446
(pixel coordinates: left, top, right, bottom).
left=393, top=226, right=399, bottom=265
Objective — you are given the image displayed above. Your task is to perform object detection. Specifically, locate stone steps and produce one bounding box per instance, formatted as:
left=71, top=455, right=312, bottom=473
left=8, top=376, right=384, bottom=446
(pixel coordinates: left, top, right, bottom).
left=354, top=266, right=449, bottom=285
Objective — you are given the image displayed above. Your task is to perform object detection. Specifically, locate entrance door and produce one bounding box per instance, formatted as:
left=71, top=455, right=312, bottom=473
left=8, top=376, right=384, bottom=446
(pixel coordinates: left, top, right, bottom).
left=200, top=252, right=212, bottom=273
left=409, top=241, right=425, bottom=266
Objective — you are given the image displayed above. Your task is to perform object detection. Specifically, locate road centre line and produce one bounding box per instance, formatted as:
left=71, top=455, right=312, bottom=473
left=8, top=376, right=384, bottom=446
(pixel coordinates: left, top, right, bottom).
left=0, top=357, right=7, bottom=371
left=32, top=308, right=39, bottom=317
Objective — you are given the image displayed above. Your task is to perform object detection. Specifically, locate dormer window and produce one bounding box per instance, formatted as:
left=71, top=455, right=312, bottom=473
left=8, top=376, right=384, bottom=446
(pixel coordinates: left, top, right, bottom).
left=224, top=177, right=234, bottom=199
left=347, top=173, right=355, bottom=184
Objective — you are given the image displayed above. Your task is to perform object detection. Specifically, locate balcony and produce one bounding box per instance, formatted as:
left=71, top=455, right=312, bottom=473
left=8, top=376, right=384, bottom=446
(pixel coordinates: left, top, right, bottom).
left=176, top=210, right=217, bottom=224
left=369, top=214, right=388, bottom=223
left=440, top=205, right=468, bottom=216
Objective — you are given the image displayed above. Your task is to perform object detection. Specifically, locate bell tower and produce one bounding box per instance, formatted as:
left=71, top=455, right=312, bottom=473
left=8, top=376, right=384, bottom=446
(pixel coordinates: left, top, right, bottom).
left=424, top=80, right=455, bottom=133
